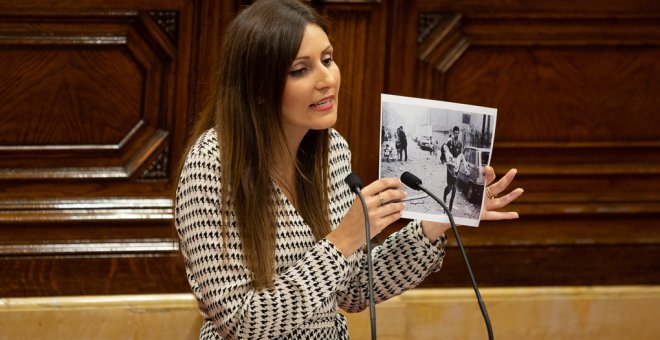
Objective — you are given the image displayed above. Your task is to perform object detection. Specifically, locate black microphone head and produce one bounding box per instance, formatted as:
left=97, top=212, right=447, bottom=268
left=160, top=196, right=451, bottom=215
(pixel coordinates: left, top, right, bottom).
left=400, top=171, right=423, bottom=190
left=344, top=173, right=363, bottom=192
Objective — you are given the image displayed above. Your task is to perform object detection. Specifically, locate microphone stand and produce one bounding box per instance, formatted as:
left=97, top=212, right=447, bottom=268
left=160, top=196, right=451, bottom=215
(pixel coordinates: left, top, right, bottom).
left=401, top=172, right=493, bottom=340
left=345, top=174, right=377, bottom=340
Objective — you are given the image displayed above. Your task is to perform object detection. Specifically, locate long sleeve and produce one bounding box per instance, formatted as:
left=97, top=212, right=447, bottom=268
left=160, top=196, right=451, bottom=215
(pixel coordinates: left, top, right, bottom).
left=336, top=220, right=447, bottom=312
left=175, top=130, right=356, bottom=339
left=325, top=131, right=446, bottom=312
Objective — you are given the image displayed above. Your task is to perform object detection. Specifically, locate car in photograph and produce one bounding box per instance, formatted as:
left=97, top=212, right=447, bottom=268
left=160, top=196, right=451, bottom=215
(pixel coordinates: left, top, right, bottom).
left=457, top=146, right=490, bottom=203
left=417, top=136, right=433, bottom=151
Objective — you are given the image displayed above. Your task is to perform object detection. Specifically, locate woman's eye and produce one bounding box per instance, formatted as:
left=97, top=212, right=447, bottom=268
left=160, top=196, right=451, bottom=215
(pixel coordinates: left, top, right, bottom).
left=322, top=57, right=334, bottom=66
left=289, top=68, right=306, bottom=77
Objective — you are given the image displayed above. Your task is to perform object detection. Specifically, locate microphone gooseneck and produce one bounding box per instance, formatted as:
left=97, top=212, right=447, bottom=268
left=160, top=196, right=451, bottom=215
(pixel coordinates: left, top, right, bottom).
left=400, top=171, right=494, bottom=340
left=344, top=173, right=377, bottom=340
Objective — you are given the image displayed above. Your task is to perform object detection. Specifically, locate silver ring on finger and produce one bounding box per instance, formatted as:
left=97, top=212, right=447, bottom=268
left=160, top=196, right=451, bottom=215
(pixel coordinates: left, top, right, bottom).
left=377, top=193, right=385, bottom=206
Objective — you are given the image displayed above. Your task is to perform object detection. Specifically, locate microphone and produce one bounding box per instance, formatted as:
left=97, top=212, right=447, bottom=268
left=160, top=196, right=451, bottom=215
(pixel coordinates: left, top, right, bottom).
left=400, top=171, right=423, bottom=191
left=344, top=173, right=363, bottom=192
left=344, top=173, right=377, bottom=340
left=400, top=171, right=494, bottom=340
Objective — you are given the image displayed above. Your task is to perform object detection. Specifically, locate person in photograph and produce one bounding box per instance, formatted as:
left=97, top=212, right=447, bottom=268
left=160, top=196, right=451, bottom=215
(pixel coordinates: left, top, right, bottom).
left=174, top=0, right=524, bottom=338
left=396, top=125, right=408, bottom=161
left=382, top=141, right=395, bottom=162
left=441, top=125, right=465, bottom=211
left=429, top=136, right=434, bottom=155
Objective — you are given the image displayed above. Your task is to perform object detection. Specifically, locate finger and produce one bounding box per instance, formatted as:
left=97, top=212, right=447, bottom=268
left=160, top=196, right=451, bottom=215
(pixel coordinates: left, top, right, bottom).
left=361, top=178, right=402, bottom=197
left=488, top=168, right=518, bottom=196
left=484, top=166, right=496, bottom=186
left=481, top=210, right=519, bottom=221
left=377, top=188, right=407, bottom=205
left=369, top=200, right=405, bottom=228
left=377, top=201, right=405, bottom=217
left=369, top=194, right=383, bottom=210
left=486, top=188, right=524, bottom=210
left=371, top=210, right=403, bottom=233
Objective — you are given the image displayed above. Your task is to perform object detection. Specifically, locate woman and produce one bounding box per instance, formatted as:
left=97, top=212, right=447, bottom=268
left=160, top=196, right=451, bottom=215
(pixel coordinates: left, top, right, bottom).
left=175, top=0, right=523, bottom=339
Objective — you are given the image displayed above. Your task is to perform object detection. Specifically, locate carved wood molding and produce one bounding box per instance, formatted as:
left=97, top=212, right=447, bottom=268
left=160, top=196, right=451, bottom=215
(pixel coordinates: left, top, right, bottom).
left=417, top=14, right=660, bottom=72
left=148, top=10, right=179, bottom=44
left=0, top=240, right=177, bottom=256
left=0, top=198, right=173, bottom=223
left=414, top=13, right=660, bottom=150
left=0, top=11, right=175, bottom=180
left=139, top=144, right=170, bottom=181
left=414, top=11, right=660, bottom=215
left=418, top=13, right=468, bottom=73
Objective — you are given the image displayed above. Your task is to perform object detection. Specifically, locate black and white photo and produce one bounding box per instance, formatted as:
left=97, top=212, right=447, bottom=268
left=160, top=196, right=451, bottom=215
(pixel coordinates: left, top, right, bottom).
left=379, top=94, right=497, bottom=227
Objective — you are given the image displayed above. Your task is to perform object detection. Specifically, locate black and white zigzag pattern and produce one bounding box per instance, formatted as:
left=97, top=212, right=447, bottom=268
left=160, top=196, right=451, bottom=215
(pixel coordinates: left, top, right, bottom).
left=175, top=128, right=447, bottom=339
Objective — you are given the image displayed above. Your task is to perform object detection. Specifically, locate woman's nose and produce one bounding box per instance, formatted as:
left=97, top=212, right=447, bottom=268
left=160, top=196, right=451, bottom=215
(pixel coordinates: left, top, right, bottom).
left=316, top=66, right=336, bottom=90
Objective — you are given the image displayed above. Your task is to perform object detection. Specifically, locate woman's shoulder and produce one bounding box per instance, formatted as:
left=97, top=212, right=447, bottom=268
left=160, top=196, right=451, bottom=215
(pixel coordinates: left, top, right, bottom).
left=329, top=128, right=350, bottom=152
left=188, top=128, right=219, bottom=160
left=328, top=128, right=351, bottom=170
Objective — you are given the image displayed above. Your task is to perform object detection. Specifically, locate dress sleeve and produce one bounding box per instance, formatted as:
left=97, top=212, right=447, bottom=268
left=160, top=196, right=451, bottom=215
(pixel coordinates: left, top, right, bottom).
left=326, top=130, right=447, bottom=312
left=175, top=135, right=355, bottom=339
left=336, top=220, right=447, bottom=312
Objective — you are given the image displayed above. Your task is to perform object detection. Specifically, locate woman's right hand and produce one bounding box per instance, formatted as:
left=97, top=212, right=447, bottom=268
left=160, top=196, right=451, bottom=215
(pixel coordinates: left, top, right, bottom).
left=326, top=178, right=407, bottom=257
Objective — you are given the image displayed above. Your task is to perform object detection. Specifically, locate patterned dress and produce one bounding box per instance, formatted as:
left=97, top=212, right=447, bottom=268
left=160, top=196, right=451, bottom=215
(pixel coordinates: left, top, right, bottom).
left=175, top=128, right=447, bottom=339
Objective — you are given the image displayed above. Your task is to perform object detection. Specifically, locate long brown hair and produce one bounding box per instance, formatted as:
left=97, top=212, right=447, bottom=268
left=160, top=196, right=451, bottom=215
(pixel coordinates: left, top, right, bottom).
left=178, top=0, right=332, bottom=288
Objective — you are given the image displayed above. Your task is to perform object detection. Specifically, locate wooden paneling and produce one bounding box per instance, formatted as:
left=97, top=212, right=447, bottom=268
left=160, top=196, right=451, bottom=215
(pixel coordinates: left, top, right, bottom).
left=0, top=0, right=235, bottom=297
left=0, top=254, right=186, bottom=296
left=325, top=2, right=387, bottom=181
left=381, top=0, right=660, bottom=287
left=1, top=0, right=658, bottom=297
left=0, top=12, right=173, bottom=180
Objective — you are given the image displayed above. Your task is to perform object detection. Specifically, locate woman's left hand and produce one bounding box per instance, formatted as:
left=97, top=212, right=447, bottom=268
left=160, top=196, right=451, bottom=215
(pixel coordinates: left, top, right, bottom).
left=421, top=166, right=524, bottom=241
left=480, top=166, right=524, bottom=221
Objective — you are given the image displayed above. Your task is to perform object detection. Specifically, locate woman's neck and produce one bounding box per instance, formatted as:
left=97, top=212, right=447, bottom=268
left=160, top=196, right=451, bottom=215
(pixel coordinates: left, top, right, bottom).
left=272, top=160, right=297, bottom=208
left=271, top=129, right=307, bottom=207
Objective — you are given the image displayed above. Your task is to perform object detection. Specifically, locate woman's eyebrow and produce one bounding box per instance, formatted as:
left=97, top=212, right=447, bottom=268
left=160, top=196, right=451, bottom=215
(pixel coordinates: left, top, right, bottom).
left=292, top=44, right=333, bottom=61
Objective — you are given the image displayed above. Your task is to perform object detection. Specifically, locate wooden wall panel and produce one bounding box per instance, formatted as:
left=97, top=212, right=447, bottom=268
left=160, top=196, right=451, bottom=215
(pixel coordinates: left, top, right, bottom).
left=325, top=2, right=387, bottom=182
left=0, top=14, right=173, bottom=179
left=0, top=0, right=237, bottom=297
left=1, top=0, right=658, bottom=297
left=382, top=0, right=660, bottom=287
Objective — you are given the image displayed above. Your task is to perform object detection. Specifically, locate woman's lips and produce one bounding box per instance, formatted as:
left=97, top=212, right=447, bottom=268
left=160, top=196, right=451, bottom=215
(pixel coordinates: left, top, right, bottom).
left=310, top=96, right=334, bottom=111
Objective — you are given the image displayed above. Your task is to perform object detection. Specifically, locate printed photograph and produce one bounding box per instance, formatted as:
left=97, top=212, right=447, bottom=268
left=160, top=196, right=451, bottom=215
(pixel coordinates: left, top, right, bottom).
left=379, top=94, right=497, bottom=227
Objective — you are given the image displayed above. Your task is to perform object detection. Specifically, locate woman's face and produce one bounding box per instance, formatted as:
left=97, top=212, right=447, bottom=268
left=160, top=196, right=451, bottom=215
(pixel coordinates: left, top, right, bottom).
left=281, top=24, right=340, bottom=141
